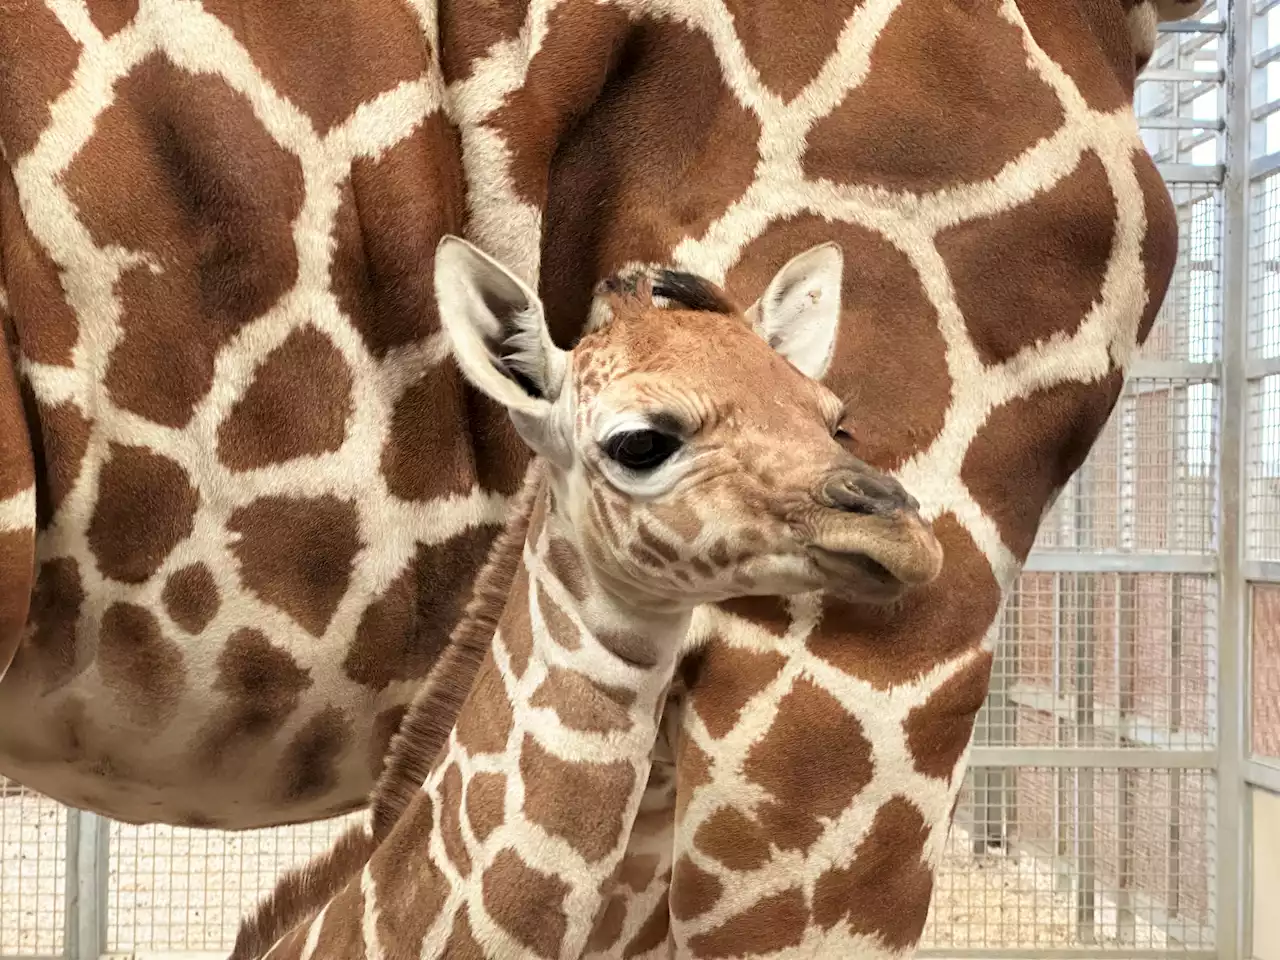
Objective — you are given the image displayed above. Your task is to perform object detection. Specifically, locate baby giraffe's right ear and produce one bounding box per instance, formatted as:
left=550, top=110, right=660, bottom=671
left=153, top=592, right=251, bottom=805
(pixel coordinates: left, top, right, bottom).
left=434, top=235, right=568, bottom=416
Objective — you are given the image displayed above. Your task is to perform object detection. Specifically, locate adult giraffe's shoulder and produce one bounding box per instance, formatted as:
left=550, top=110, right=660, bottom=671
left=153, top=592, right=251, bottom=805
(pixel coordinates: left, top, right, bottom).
left=0, top=0, right=1197, bottom=871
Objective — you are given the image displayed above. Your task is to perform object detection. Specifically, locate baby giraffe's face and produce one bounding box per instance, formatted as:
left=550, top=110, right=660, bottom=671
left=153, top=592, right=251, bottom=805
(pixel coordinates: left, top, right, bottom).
left=434, top=237, right=943, bottom=609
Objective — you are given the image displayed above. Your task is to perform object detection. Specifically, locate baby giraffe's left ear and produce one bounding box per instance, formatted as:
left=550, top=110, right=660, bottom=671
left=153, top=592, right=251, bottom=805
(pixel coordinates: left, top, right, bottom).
left=746, top=242, right=843, bottom=381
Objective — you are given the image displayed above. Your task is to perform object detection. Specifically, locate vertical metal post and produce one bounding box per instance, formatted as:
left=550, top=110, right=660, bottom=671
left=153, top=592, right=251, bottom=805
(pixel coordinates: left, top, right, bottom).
left=1170, top=575, right=1186, bottom=923
left=1119, top=571, right=1139, bottom=943
left=1218, top=0, right=1252, bottom=956
left=1074, top=475, right=1097, bottom=945
left=65, top=809, right=109, bottom=960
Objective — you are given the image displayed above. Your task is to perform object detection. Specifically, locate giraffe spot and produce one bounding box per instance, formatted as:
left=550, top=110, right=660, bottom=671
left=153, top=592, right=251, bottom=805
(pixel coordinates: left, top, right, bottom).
left=529, top=666, right=634, bottom=734
left=536, top=12, right=760, bottom=346
left=535, top=579, right=581, bottom=651
left=216, top=327, right=353, bottom=470
left=439, top=0, right=530, bottom=82
left=741, top=677, right=873, bottom=853
left=904, top=652, right=994, bottom=781
left=343, top=526, right=499, bottom=690
left=369, top=704, right=408, bottom=781
left=723, top=0, right=865, bottom=100
left=483, top=848, right=570, bottom=960
left=87, top=0, right=138, bottom=37
left=1018, top=0, right=1133, bottom=111
left=526, top=487, right=549, bottom=547
left=938, top=151, right=1117, bottom=367
left=229, top=494, right=362, bottom=637
left=195, top=628, right=312, bottom=775
left=454, top=658, right=514, bottom=756
left=680, top=640, right=785, bottom=740
left=331, top=117, right=464, bottom=357
left=202, top=0, right=425, bottom=134
left=812, top=515, right=1002, bottom=688
left=803, top=1, right=1064, bottom=192
left=675, top=737, right=714, bottom=822
left=20, top=392, right=90, bottom=529
left=694, top=806, right=772, bottom=871
left=21, top=557, right=82, bottom=688
left=87, top=444, right=197, bottom=584
left=278, top=706, right=349, bottom=804
left=544, top=538, right=587, bottom=601
left=650, top=499, right=703, bottom=544
left=812, top=797, right=933, bottom=951
left=464, top=771, right=506, bottom=844
left=497, top=564, right=534, bottom=678
left=727, top=215, right=950, bottom=470
left=161, top=563, right=219, bottom=634
left=370, top=796, right=444, bottom=954
left=0, top=4, right=79, bottom=158
left=688, top=887, right=807, bottom=958
left=671, top=854, right=723, bottom=921
left=98, top=603, right=186, bottom=730
left=962, top=371, right=1125, bottom=562
left=382, top=371, right=530, bottom=503
left=0, top=529, right=32, bottom=676
left=618, top=853, right=661, bottom=893
left=314, top=883, right=367, bottom=960
left=1137, top=149, right=1179, bottom=346
left=259, top=924, right=307, bottom=960
left=718, top=595, right=790, bottom=637
left=439, top=763, right=471, bottom=877
left=63, top=56, right=303, bottom=427
left=447, top=908, right=483, bottom=955
left=586, top=895, right=627, bottom=953
left=624, top=899, right=670, bottom=958
left=520, top=734, right=635, bottom=864
left=635, top=521, right=679, bottom=563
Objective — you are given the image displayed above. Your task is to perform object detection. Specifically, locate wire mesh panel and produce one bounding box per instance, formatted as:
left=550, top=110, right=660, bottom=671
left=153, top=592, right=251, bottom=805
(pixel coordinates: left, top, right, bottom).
left=1251, top=585, right=1280, bottom=760
left=104, top=814, right=360, bottom=954
left=0, top=780, right=66, bottom=959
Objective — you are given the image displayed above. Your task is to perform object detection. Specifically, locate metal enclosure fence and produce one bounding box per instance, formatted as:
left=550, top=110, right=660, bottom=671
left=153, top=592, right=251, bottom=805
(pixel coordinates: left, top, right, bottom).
left=1, top=6, right=1277, bottom=960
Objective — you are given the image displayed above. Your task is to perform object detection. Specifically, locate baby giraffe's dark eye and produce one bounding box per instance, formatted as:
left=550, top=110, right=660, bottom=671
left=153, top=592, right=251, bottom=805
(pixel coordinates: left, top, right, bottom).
left=602, top=429, right=683, bottom=471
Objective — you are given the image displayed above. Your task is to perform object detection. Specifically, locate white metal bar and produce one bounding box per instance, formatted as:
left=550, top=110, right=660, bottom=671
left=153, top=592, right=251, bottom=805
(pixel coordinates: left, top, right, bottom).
left=65, top=810, right=109, bottom=960
left=1245, top=354, right=1280, bottom=377
left=966, top=748, right=1216, bottom=768
left=1246, top=757, right=1280, bottom=791
left=1155, top=161, right=1226, bottom=184
left=1023, top=552, right=1216, bottom=573
left=1244, top=558, right=1280, bottom=579
left=1130, top=359, right=1221, bottom=378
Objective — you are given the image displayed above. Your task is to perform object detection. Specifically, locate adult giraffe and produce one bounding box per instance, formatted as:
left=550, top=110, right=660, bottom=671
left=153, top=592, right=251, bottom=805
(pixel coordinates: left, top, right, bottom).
left=0, top=0, right=1195, bottom=945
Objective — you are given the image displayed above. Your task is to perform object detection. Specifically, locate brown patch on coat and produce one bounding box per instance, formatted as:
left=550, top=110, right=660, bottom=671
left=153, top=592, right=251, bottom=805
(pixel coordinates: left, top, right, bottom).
left=535, top=579, right=581, bottom=651
left=722, top=0, right=865, bottom=99
left=1018, top=0, right=1134, bottom=110
left=804, top=1, right=1063, bottom=192
left=727, top=214, right=950, bottom=471
left=63, top=56, right=303, bottom=427
left=342, top=525, right=497, bottom=690
left=679, top=641, right=785, bottom=739
left=688, top=887, right=808, bottom=957
left=618, top=853, right=661, bottom=893
left=368, top=705, right=408, bottom=780
left=229, top=494, right=362, bottom=636
left=202, top=0, right=426, bottom=134
left=963, top=370, right=1125, bottom=561
left=624, top=898, right=671, bottom=958
left=586, top=895, right=627, bottom=953
left=98, top=603, right=185, bottom=729
left=520, top=734, right=635, bottom=863
left=938, top=151, right=1117, bottom=366
left=718, top=595, right=791, bottom=637
left=217, top=327, right=353, bottom=470
left=23, top=396, right=90, bottom=528
left=453, top=657, right=515, bottom=757
left=1136, top=149, right=1180, bottom=345
left=161, top=563, right=219, bottom=634
left=736, top=677, right=874, bottom=852
left=195, top=627, right=312, bottom=774
left=543, top=539, right=584, bottom=600
left=331, top=117, right=465, bottom=356
left=312, top=882, right=367, bottom=960
left=529, top=666, right=635, bottom=733
left=439, top=0, right=532, bottom=83
left=370, top=798, right=445, bottom=956
left=447, top=907, right=484, bottom=956
left=694, top=806, right=771, bottom=871
left=88, top=444, right=198, bottom=584
left=21, top=557, right=83, bottom=687
left=88, top=0, right=139, bottom=37
left=0, top=188, right=78, bottom=370
left=368, top=466, right=542, bottom=840
left=0, top=529, right=32, bottom=678
left=499, top=563, right=535, bottom=678
left=812, top=797, right=933, bottom=951
left=482, top=848, right=570, bottom=960
left=439, top=763, right=471, bottom=877
left=671, top=854, right=723, bottom=921
left=904, top=652, right=994, bottom=781
left=675, top=737, right=714, bottom=822
left=811, top=515, right=1001, bottom=688
left=465, top=771, right=507, bottom=843
left=0, top=4, right=80, bottom=158
left=279, top=706, right=349, bottom=804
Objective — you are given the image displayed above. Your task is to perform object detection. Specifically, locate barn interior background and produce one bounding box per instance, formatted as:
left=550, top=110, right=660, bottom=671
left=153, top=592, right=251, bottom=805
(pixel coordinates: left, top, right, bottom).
left=2, top=3, right=1279, bottom=960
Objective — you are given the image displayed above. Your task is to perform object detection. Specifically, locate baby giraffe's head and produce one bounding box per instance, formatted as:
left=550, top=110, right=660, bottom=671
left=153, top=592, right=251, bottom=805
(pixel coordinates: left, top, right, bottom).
left=435, top=236, right=943, bottom=609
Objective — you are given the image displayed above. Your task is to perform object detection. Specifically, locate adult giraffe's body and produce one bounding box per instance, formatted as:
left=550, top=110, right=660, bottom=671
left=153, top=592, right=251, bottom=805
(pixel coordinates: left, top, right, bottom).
left=0, top=0, right=1194, bottom=952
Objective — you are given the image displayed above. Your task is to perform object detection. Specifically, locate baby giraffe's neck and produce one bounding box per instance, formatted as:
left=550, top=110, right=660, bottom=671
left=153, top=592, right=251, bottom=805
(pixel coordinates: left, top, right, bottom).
left=261, top=484, right=690, bottom=960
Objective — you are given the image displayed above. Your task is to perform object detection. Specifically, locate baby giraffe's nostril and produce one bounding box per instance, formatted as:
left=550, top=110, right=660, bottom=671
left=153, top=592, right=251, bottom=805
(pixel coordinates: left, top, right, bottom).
left=821, top=470, right=915, bottom=516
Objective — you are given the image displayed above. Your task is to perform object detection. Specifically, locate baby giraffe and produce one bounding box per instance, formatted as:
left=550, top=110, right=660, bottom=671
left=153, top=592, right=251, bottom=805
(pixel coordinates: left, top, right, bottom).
left=246, top=235, right=943, bottom=960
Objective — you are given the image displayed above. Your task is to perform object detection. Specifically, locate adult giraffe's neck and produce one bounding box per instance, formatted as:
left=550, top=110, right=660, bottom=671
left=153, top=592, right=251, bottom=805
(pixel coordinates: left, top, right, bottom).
left=262, top=483, right=689, bottom=960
